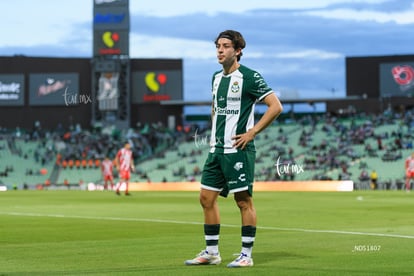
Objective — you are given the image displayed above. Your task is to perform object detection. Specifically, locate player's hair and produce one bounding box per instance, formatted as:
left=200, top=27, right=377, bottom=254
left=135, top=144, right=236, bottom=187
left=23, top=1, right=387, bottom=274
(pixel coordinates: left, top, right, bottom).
left=215, top=30, right=246, bottom=61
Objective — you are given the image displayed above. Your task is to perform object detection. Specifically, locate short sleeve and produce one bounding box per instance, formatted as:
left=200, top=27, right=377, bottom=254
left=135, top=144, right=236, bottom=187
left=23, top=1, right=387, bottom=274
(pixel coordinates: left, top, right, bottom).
left=249, top=71, right=273, bottom=102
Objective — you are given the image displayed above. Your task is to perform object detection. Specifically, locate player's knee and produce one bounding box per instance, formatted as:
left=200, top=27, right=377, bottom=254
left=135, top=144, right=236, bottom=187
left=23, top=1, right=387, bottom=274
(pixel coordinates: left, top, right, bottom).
left=199, top=193, right=214, bottom=209
left=234, top=197, right=251, bottom=209
left=235, top=198, right=250, bottom=210
left=234, top=192, right=254, bottom=210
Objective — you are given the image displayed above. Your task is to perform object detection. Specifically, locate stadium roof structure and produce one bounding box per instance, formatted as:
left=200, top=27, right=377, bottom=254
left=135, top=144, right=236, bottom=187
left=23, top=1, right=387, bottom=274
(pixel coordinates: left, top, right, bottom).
left=160, top=96, right=363, bottom=106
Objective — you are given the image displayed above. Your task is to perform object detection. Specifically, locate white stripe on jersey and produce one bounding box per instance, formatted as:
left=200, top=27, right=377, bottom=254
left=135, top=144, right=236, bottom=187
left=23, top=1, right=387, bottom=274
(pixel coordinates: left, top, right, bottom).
left=210, top=72, right=243, bottom=154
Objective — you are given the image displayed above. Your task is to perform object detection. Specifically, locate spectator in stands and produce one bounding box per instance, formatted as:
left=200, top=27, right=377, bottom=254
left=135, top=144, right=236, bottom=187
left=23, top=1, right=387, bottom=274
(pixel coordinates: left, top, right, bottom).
left=56, top=153, right=62, bottom=166
left=44, top=179, right=51, bottom=189
left=64, top=179, right=70, bottom=189
left=193, top=165, right=201, bottom=176
left=377, top=136, right=383, bottom=150
left=185, top=30, right=283, bottom=268
left=26, top=168, right=33, bottom=176
left=359, top=169, right=370, bottom=181
left=358, top=169, right=370, bottom=190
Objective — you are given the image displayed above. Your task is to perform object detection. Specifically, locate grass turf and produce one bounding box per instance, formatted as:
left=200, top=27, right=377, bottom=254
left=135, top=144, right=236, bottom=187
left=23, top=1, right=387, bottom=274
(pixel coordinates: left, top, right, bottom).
left=0, top=190, right=413, bottom=275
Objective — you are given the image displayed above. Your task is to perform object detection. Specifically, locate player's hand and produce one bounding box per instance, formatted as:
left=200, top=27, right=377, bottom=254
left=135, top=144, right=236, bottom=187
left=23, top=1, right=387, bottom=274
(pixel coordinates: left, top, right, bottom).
left=232, top=129, right=256, bottom=150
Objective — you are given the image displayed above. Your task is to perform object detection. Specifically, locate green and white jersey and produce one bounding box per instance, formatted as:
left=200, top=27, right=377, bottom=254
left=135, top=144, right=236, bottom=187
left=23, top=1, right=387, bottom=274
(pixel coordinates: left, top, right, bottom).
left=210, top=64, right=273, bottom=154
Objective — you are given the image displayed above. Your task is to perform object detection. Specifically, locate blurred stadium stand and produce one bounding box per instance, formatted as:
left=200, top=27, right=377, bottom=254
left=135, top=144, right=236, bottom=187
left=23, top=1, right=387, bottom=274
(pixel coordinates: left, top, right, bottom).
left=1, top=109, right=413, bottom=191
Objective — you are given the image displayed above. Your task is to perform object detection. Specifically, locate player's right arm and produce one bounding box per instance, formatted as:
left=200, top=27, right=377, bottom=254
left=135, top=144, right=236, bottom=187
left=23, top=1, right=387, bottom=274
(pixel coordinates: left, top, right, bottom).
left=113, top=153, right=120, bottom=171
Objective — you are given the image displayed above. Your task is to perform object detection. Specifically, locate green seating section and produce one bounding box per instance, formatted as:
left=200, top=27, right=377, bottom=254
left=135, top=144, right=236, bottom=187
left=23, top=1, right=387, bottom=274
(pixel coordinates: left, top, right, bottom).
left=0, top=139, right=54, bottom=186
left=0, top=116, right=412, bottom=190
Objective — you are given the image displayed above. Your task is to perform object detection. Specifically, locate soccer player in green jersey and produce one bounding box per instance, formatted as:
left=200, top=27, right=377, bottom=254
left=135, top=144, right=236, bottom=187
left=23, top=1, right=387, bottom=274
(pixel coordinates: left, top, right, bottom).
left=185, top=30, right=283, bottom=268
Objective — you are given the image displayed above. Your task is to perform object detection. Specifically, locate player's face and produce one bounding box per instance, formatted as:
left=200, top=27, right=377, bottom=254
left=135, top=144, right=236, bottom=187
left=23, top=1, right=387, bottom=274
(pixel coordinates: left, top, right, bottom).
left=216, top=38, right=239, bottom=66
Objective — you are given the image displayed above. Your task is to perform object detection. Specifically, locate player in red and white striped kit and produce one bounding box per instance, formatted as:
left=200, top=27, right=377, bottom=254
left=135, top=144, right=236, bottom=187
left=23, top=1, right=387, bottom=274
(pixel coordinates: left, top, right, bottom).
left=114, top=142, right=135, bottom=195
left=405, top=152, right=414, bottom=191
left=101, top=157, right=114, bottom=190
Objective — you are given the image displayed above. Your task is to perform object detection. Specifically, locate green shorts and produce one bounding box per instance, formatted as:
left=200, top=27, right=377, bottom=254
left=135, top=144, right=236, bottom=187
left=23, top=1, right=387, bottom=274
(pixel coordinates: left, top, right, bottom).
left=201, top=150, right=256, bottom=197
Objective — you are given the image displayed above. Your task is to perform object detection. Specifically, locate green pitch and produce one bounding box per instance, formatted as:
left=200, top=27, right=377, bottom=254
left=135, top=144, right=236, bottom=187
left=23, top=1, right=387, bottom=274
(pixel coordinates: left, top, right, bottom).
left=1, top=190, right=413, bottom=275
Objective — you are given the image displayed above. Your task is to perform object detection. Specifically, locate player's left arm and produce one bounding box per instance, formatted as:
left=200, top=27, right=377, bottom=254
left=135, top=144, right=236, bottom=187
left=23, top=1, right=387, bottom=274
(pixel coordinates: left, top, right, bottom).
left=130, top=155, right=135, bottom=172
left=113, top=154, right=120, bottom=171
left=232, top=92, right=283, bottom=149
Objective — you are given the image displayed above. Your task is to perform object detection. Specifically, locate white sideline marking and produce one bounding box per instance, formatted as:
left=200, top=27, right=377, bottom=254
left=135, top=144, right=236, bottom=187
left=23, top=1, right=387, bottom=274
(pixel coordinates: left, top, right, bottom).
left=2, top=211, right=414, bottom=240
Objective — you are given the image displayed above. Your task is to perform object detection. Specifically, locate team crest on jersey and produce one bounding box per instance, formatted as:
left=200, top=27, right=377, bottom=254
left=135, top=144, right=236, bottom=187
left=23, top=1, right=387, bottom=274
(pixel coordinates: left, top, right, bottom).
left=234, top=162, right=243, bottom=171
left=231, top=81, right=240, bottom=93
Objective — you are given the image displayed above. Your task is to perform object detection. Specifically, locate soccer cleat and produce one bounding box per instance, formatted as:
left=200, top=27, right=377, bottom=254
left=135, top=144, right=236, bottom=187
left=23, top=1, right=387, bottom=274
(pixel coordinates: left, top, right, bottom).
left=184, top=250, right=221, bottom=265
left=227, top=253, right=253, bottom=268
